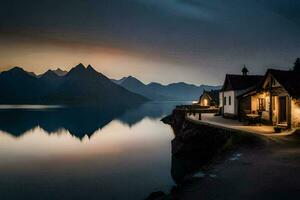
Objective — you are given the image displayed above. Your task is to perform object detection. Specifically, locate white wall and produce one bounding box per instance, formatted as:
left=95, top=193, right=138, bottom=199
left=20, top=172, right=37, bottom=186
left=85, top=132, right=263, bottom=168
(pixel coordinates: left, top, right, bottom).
left=223, top=91, right=236, bottom=115
left=219, top=92, right=223, bottom=106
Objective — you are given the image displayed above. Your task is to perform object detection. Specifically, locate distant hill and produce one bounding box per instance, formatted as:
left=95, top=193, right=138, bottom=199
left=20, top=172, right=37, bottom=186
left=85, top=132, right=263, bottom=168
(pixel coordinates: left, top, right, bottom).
left=52, top=68, right=68, bottom=76
left=38, top=68, right=68, bottom=78
left=0, top=64, right=147, bottom=106
left=113, top=76, right=221, bottom=101
left=112, top=76, right=168, bottom=100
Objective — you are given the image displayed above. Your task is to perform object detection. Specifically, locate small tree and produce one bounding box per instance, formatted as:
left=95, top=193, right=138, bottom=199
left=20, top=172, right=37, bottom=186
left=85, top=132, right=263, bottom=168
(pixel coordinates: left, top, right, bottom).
left=293, top=58, right=300, bottom=72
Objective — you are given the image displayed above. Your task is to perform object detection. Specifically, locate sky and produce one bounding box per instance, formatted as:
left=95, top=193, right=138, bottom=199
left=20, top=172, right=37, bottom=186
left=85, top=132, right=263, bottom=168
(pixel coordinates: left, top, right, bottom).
left=0, top=0, right=300, bottom=85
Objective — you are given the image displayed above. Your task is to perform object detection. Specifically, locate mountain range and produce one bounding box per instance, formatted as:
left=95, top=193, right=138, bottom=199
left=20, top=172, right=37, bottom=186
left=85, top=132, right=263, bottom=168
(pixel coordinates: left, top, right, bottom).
left=0, top=64, right=147, bottom=106
left=0, top=64, right=221, bottom=106
left=112, top=76, right=221, bottom=101
left=35, top=68, right=68, bottom=77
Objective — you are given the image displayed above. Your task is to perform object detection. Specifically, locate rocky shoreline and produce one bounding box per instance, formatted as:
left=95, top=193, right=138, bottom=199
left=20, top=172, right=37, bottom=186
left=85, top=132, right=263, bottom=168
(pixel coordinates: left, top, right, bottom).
left=146, top=108, right=267, bottom=200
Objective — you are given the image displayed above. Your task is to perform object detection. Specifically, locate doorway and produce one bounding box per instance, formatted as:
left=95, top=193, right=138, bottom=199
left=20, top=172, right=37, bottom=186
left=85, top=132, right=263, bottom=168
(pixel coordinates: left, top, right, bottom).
left=278, top=96, right=287, bottom=123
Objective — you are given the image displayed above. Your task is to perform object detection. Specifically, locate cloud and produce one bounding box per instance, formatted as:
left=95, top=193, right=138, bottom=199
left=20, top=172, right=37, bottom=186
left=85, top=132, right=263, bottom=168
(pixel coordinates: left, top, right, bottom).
left=1, top=0, right=300, bottom=84
left=256, top=0, right=300, bottom=25
left=136, top=0, right=215, bottom=20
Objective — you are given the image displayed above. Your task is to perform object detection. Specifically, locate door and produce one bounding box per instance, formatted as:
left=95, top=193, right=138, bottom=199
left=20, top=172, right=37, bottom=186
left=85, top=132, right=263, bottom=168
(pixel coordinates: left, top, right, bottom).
left=278, top=96, right=287, bottom=123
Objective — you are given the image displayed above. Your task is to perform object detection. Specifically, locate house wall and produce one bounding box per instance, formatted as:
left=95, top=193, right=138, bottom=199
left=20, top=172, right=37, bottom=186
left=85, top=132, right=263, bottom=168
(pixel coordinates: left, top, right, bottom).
left=292, top=99, right=300, bottom=127
left=249, top=90, right=298, bottom=126
left=238, top=96, right=251, bottom=118
left=249, top=92, right=272, bottom=122
left=223, top=91, right=236, bottom=115
left=251, top=95, right=257, bottom=112
left=272, top=96, right=278, bottom=124
left=219, top=92, right=223, bottom=106
left=262, top=95, right=270, bottom=122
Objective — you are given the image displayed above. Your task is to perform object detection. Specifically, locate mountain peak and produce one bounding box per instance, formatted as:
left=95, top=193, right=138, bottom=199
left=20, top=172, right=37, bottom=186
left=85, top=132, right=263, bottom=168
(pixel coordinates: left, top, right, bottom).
left=41, top=70, right=58, bottom=78
left=126, top=75, right=142, bottom=82
left=2, top=67, right=31, bottom=77
left=111, top=77, right=127, bottom=85
left=86, top=64, right=97, bottom=72
left=65, top=63, right=108, bottom=81
left=53, top=68, right=68, bottom=76
left=7, top=66, right=25, bottom=73
left=45, top=69, right=56, bottom=74
left=75, top=63, right=86, bottom=70
left=67, top=63, right=86, bottom=75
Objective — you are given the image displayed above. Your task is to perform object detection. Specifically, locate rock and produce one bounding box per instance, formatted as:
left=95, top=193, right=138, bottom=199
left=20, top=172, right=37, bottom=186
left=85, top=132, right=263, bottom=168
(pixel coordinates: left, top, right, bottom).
left=161, top=115, right=172, bottom=125
left=145, top=191, right=166, bottom=200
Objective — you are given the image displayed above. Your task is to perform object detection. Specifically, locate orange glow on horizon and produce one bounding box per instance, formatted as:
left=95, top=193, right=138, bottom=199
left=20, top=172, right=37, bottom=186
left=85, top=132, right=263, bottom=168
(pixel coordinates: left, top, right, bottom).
left=0, top=34, right=217, bottom=85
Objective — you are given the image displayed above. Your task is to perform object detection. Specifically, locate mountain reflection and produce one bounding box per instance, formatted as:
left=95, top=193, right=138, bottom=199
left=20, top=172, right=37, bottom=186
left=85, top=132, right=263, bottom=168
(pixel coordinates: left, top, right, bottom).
left=0, top=102, right=181, bottom=139
left=117, top=102, right=176, bottom=126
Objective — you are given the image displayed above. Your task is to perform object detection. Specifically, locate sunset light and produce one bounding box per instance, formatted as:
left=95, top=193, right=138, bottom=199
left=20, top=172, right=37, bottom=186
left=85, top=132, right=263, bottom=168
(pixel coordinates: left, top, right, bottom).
left=1, top=1, right=300, bottom=200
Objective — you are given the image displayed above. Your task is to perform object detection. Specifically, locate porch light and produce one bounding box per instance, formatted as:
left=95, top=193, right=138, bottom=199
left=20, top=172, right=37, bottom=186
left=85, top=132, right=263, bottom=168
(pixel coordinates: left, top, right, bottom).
left=192, top=101, right=198, bottom=104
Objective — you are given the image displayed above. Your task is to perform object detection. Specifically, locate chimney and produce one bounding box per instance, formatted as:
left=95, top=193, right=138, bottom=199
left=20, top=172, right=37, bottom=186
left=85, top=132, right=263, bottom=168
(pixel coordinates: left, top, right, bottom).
left=242, top=65, right=249, bottom=76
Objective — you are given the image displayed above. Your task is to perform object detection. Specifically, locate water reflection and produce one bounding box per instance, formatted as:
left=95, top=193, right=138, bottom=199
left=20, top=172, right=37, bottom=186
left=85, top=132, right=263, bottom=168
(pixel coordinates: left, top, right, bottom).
left=0, top=102, right=181, bottom=140
left=0, top=107, right=124, bottom=139
left=0, top=102, right=185, bottom=200
left=117, top=101, right=180, bottom=126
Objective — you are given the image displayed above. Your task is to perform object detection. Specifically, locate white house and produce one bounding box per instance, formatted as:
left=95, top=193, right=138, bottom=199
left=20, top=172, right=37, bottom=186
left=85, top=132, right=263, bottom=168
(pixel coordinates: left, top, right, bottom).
left=219, top=67, right=263, bottom=118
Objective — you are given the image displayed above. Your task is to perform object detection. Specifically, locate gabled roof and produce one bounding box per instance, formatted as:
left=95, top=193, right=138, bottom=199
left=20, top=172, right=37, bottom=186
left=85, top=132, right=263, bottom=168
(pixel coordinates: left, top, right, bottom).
left=204, top=90, right=219, bottom=100
left=221, top=74, right=264, bottom=91
left=200, top=89, right=220, bottom=104
left=238, top=69, right=300, bottom=99
left=264, top=69, right=300, bottom=98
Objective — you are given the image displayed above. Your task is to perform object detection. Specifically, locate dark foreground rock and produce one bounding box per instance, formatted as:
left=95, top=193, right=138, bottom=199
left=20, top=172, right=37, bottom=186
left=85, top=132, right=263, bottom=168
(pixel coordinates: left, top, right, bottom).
left=161, top=115, right=172, bottom=125
left=162, top=108, right=266, bottom=184
left=147, top=108, right=268, bottom=199
left=145, top=191, right=166, bottom=200
left=166, top=109, right=265, bottom=156
left=156, top=108, right=300, bottom=200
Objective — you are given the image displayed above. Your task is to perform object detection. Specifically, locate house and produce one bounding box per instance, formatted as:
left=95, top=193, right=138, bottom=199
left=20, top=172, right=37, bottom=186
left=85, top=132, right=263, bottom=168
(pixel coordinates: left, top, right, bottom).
left=238, top=69, right=300, bottom=129
left=219, top=67, right=264, bottom=118
left=198, top=89, right=220, bottom=107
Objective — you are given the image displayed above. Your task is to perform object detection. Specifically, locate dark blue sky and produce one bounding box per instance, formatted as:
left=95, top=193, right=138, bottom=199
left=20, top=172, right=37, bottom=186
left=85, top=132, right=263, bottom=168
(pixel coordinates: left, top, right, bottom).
left=0, top=0, right=300, bottom=85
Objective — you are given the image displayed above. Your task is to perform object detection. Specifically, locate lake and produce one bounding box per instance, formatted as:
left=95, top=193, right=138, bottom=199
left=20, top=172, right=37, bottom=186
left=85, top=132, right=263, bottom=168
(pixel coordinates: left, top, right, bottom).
left=0, top=102, right=187, bottom=200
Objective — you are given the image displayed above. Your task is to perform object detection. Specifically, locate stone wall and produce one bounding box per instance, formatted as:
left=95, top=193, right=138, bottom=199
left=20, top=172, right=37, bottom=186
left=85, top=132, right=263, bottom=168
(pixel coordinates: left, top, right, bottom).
left=165, top=109, right=265, bottom=157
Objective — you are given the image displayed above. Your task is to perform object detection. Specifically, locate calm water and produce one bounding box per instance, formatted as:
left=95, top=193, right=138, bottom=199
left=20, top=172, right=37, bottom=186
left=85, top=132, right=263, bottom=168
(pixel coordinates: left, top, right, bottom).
left=0, top=102, right=187, bottom=200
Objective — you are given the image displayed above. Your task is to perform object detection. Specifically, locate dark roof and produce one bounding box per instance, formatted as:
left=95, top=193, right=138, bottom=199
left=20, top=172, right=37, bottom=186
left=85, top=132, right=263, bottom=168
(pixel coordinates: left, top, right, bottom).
left=221, top=74, right=264, bottom=91
left=200, top=89, right=220, bottom=104
left=266, top=69, right=300, bottom=98
left=205, top=90, right=220, bottom=101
